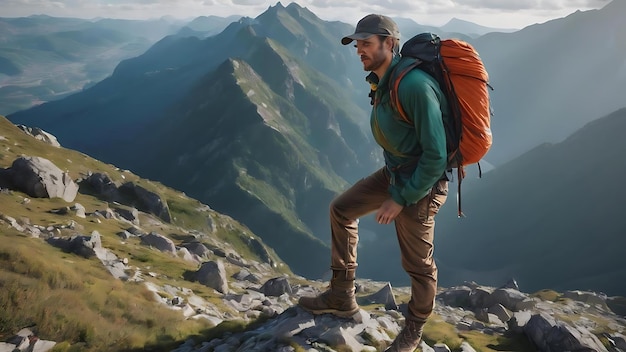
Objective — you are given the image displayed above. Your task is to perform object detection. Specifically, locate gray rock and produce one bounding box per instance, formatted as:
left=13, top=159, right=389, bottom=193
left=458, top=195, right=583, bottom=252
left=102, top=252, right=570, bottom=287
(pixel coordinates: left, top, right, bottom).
left=194, top=261, right=228, bottom=294
left=524, top=313, right=608, bottom=352
left=611, top=333, right=626, bottom=350
left=179, top=247, right=200, bottom=263
left=469, top=286, right=492, bottom=308
left=420, top=341, right=435, bottom=352
left=515, top=298, right=537, bottom=311
left=0, top=342, right=20, bottom=352
left=182, top=242, right=212, bottom=259
left=71, top=203, right=86, bottom=218
left=488, top=303, right=512, bottom=324
left=474, top=308, right=490, bottom=323
left=460, top=341, right=477, bottom=352
left=225, top=252, right=249, bottom=268
left=82, top=172, right=120, bottom=201
left=361, top=282, right=398, bottom=310
left=261, top=277, right=292, bottom=297
left=119, top=182, right=171, bottom=223
left=437, top=286, right=472, bottom=307
left=125, top=226, right=144, bottom=236
left=30, top=338, right=57, bottom=352
left=47, top=231, right=102, bottom=258
left=508, top=310, right=532, bottom=334
left=500, top=278, right=520, bottom=290
left=563, top=290, right=609, bottom=310
left=485, top=288, right=527, bottom=311
left=434, top=343, right=452, bottom=352
left=7, top=156, right=78, bottom=202
left=318, top=325, right=366, bottom=352
left=117, top=230, right=132, bottom=240
left=115, top=207, right=139, bottom=224
left=17, top=124, right=61, bottom=147
left=140, top=232, right=176, bottom=255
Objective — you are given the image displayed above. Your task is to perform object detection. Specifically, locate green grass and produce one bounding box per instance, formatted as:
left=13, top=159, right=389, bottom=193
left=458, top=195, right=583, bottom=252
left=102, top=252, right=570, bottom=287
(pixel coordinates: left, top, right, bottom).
left=0, top=230, right=208, bottom=351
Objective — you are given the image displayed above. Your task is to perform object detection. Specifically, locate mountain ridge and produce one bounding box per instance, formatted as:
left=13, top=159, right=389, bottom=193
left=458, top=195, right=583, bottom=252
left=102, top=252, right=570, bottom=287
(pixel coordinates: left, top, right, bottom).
left=434, top=107, right=626, bottom=295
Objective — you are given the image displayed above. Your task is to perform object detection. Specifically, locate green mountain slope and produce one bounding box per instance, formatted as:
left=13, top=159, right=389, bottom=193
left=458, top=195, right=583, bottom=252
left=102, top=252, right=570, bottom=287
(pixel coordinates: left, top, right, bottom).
left=0, top=114, right=291, bottom=350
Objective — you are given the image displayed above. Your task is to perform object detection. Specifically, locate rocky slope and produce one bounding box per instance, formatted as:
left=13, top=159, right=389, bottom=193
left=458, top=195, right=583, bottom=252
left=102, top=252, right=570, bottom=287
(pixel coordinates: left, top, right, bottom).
left=1, top=118, right=626, bottom=351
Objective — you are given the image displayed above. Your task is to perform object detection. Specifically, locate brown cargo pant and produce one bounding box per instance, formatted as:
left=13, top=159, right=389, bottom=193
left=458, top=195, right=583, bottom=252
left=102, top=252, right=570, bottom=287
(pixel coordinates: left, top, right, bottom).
left=330, top=167, right=448, bottom=321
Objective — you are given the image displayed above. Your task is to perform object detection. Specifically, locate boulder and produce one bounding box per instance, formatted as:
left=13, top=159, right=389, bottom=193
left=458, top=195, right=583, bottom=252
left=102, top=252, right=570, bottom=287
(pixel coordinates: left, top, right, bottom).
left=140, top=232, right=176, bottom=255
left=181, top=242, right=212, bottom=259
left=507, top=310, right=532, bottom=334
left=178, top=247, right=200, bottom=263
left=485, top=288, right=527, bottom=311
left=47, top=231, right=102, bottom=259
left=71, top=203, right=86, bottom=218
left=115, top=207, right=139, bottom=224
left=524, top=313, right=608, bottom=352
left=17, top=124, right=61, bottom=147
left=434, top=343, right=452, bottom=352
left=194, top=261, right=228, bottom=294
left=563, top=290, right=609, bottom=310
left=82, top=172, right=120, bottom=201
left=469, top=286, right=492, bottom=309
left=261, top=277, right=292, bottom=297
left=361, top=282, right=398, bottom=310
left=437, top=286, right=472, bottom=307
left=6, top=156, right=78, bottom=202
left=488, top=303, right=512, bottom=324
left=119, top=182, right=171, bottom=223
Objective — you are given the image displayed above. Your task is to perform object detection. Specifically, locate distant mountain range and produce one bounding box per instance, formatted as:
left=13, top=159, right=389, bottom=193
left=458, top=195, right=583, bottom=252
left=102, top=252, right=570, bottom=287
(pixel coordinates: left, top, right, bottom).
left=440, top=18, right=517, bottom=37
left=472, top=0, right=626, bottom=164
left=0, top=15, right=233, bottom=115
left=7, top=0, right=626, bottom=296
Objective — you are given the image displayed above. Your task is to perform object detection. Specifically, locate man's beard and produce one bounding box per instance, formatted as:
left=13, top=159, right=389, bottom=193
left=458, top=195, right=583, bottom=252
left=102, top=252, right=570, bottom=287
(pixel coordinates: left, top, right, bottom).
left=362, top=44, right=386, bottom=72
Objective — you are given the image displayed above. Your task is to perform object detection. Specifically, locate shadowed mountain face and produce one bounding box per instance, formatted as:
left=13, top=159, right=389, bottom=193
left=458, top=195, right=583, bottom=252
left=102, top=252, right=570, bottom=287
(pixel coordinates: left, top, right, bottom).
left=433, top=108, right=626, bottom=296
left=473, top=0, right=626, bottom=165
left=9, top=3, right=380, bottom=278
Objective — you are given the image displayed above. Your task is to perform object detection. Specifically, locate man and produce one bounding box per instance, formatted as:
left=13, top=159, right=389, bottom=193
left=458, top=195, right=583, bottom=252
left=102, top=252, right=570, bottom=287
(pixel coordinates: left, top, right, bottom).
left=298, top=14, right=450, bottom=352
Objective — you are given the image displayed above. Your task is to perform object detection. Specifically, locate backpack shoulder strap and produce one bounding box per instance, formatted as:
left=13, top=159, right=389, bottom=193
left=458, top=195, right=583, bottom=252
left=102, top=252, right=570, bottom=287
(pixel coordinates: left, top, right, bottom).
left=389, top=60, right=421, bottom=125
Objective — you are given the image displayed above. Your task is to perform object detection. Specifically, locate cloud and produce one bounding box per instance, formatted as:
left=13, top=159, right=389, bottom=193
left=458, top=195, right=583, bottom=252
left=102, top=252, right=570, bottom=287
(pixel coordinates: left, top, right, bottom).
left=0, top=0, right=611, bottom=28
left=450, top=0, right=609, bottom=11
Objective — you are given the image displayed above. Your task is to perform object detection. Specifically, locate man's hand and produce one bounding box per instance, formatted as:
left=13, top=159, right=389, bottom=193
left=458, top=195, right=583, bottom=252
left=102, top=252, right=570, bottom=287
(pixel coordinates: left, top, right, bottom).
left=376, top=198, right=404, bottom=224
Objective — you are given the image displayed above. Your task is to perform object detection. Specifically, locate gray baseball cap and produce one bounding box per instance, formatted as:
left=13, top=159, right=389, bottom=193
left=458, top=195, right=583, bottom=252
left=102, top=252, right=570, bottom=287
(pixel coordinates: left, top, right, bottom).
left=341, top=14, right=400, bottom=45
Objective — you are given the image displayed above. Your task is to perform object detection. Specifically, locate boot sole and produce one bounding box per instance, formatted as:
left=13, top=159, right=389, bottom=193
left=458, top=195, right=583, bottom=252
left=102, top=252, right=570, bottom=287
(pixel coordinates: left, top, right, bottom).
left=299, top=306, right=359, bottom=318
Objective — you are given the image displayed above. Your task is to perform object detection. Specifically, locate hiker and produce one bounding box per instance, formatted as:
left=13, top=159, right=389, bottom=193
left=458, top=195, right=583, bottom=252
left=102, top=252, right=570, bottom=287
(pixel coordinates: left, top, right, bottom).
left=298, top=14, right=450, bottom=351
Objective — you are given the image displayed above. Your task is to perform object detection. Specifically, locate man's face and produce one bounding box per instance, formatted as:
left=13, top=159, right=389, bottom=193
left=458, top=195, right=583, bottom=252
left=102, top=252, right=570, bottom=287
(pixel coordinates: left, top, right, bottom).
left=355, top=36, right=388, bottom=72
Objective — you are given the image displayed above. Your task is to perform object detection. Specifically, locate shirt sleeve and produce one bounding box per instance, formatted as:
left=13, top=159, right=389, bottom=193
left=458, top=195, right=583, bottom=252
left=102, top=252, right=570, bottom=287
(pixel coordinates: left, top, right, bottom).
left=394, top=72, right=448, bottom=205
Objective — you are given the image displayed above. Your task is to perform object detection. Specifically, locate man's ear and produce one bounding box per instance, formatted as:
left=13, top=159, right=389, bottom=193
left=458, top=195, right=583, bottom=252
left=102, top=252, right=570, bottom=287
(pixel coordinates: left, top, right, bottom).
left=385, top=36, right=395, bottom=52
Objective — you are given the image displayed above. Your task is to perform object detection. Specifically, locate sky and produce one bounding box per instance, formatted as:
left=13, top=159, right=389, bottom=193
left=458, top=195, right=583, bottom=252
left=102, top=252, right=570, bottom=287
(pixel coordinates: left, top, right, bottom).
left=0, top=0, right=611, bottom=29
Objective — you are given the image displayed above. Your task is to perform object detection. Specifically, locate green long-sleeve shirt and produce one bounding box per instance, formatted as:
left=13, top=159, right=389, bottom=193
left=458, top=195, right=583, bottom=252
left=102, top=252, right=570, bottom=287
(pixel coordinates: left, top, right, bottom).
left=370, top=56, right=449, bottom=206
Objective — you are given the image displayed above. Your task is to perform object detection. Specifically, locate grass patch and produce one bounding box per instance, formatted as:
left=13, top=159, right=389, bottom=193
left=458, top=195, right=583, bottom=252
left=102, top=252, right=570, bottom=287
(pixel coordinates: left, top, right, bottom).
left=0, top=230, right=208, bottom=351
left=531, top=289, right=561, bottom=302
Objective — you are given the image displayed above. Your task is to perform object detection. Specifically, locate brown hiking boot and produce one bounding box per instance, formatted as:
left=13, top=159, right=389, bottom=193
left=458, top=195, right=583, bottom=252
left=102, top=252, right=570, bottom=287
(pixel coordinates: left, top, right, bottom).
left=385, top=318, right=425, bottom=352
left=298, top=270, right=359, bottom=318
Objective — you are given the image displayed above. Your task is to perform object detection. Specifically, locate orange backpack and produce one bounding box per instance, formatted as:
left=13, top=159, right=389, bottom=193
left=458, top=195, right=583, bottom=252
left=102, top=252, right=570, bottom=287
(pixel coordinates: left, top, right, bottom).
left=389, top=33, right=493, bottom=216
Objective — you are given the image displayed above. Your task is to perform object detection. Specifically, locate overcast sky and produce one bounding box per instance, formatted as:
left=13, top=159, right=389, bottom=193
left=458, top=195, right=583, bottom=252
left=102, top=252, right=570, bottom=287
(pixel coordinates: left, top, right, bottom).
left=1, top=0, right=611, bottom=29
